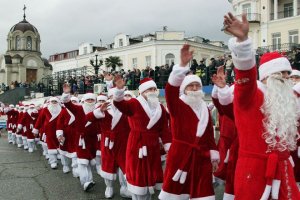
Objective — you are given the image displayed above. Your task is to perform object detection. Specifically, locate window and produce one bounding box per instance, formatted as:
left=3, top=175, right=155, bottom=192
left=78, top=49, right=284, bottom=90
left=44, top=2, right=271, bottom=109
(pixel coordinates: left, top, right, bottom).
left=145, top=56, right=151, bottom=67
left=289, top=30, right=299, bottom=44
left=15, top=35, right=21, bottom=50
left=242, top=3, right=251, bottom=20
left=26, top=36, right=32, bottom=50
left=119, top=39, right=123, bottom=47
left=165, top=53, right=175, bottom=66
left=84, top=47, right=87, bottom=55
left=272, top=33, right=281, bottom=50
left=132, top=58, right=137, bottom=68
left=284, top=3, right=293, bottom=18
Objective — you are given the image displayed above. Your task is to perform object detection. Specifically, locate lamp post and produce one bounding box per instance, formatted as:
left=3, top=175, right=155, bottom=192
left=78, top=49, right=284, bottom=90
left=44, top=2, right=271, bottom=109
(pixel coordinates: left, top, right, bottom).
left=90, top=50, right=103, bottom=76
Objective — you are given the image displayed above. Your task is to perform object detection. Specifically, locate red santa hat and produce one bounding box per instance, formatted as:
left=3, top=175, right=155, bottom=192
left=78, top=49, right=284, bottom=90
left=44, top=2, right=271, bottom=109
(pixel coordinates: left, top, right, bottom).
left=290, top=69, right=300, bottom=77
left=259, top=52, right=292, bottom=81
left=70, top=96, right=79, bottom=103
left=124, top=90, right=136, bottom=98
left=49, top=97, right=59, bottom=103
left=29, top=104, right=35, bottom=108
left=138, top=78, right=157, bottom=94
left=16, top=105, right=19, bottom=108
left=81, top=93, right=96, bottom=102
left=179, top=75, right=202, bottom=95
left=97, top=93, right=108, bottom=101
left=9, top=104, right=14, bottom=108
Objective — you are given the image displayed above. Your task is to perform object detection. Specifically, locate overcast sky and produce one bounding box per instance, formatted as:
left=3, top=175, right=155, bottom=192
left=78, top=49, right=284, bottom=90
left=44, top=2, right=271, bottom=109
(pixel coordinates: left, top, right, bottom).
left=0, top=0, right=232, bottom=59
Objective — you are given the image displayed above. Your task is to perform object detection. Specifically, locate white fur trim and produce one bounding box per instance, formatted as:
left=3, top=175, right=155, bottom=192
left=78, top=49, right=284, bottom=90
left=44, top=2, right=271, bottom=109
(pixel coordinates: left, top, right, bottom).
left=190, top=196, right=215, bottom=200
left=228, top=37, right=255, bottom=71
left=100, top=169, right=117, bottom=180
left=61, top=93, right=71, bottom=103
left=210, top=150, right=220, bottom=162
left=289, top=156, right=295, bottom=167
left=224, top=150, right=230, bottom=163
left=47, top=149, right=58, bottom=155
left=155, top=183, right=162, bottom=190
left=298, top=147, right=300, bottom=158
left=137, top=96, right=162, bottom=129
left=127, top=182, right=155, bottom=196
left=109, top=141, right=114, bottom=149
left=159, top=190, right=190, bottom=200
left=259, top=57, right=292, bottom=81
left=77, top=158, right=89, bottom=165
left=66, top=109, right=75, bottom=125
left=81, top=93, right=96, bottom=102
left=96, top=150, right=101, bottom=156
left=271, top=179, right=280, bottom=199
left=168, top=64, right=190, bottom=87
left=260, top=185, right=271, bottom=200
left=97, top=95, right=108, bottom=101
left=291, top=69, right=300, bottom=77
left=211, top=85, right=218, bottom=98
left=293, top=82, right=300, bottom=95
left=179, top=75, right=202, bottom=96
left=139, top=80, right=157, bottom=94
left=26, top=139, right=35, bottom=142
left=17, top=124, right=23, bottom=129
left=223, top=193, right=235, bottom=200
left=56, top=130, right=63, bottom=138
left=179, top=171, right=187, bottom=184
left=218, top=85, right=233, bottom=106
left=93, top=108, right=105, bottom=119
left=113, top=88, right=125, bottom=102
left=85, top=121, right=92, bottom=127
left=108, top=107, right=122, bottom=130
left=58, top=149, right=68, bottom=156
left=163, top=143, right=171, bottom=152
left=142, top=146, right=147, bottom=156
left=32, top=128, right=39, bottom=135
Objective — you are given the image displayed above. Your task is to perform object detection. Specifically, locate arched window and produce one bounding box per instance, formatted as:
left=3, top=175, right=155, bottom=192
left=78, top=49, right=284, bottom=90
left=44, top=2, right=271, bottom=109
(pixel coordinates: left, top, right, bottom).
left=15, top=35, right=21, bottom=50
left=26, top=36, right=32, bottom=50
left=165, top=53, right=175, bottom=66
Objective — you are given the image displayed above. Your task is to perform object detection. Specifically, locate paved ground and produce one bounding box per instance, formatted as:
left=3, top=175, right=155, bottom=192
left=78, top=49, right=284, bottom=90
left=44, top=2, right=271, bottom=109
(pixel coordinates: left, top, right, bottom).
left=0, top=131, right=224, bottom=200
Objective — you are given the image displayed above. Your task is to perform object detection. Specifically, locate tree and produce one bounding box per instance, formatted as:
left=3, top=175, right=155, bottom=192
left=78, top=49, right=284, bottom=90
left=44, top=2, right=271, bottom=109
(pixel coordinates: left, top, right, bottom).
left=105, top=56, right=122, bottom=72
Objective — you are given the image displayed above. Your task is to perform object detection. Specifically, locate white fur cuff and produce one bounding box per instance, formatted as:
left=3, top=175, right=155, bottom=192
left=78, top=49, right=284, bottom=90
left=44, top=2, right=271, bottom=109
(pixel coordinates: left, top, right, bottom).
left=61, top=93, right=71, bottom=103
left=210, top=150, right=220, bottom=162
left=93, top=108, right=105, bottom=119
left=211, top=85, right=218, bottom=98
left=217, top=85, right=233, bottom=106
left=168, top=64, right=190, bottom=87
left=293, top=82, right=300, bottom=95
left=163, top=143, right=171, bottom=152
left=32, top=128, right=39, bottom=135
left=228, top=37, right=255, bottom=71
left=260, top=185, right=271, bottom=200
left=298, top=147, right=300, bottom=158
left=56, top=130, right=63, bottom=138
left=113, top=88, right=125, bottom=102
left=17, top=124, right=23, bottom=130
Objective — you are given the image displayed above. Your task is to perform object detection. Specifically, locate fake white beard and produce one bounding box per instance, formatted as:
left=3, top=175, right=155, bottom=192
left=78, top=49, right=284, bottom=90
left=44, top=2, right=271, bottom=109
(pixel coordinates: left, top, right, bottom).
left=184, top=90, right=205, bottom=110
left=82, top=102, right=95, bottom=114
left=146, top=91, right=159, bottom=109
left=261, top=75, right=300, bottom=152
left=48, top=104, right=61, bottom=116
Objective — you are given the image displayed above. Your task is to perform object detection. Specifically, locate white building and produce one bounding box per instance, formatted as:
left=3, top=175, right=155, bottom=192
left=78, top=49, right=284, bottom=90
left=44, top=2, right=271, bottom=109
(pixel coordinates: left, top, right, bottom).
left=229, top=0, right=299, bottom=51
left=49, top=30, right=227, bottom=75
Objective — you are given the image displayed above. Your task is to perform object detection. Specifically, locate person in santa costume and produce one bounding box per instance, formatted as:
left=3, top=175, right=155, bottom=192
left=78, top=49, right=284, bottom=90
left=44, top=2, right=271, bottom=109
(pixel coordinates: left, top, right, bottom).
left=158, top=45, right=219, bottom=200
left=3, top=104, right=18, bottom=144
left=15, top=105, right=24, bottom=148
left=17, top=104, right=30, bottom=150
left=86, top=88, right=131, bottom=198
left=33, top=97, right=62, bottom=169
left=10, top=104, right=20, bottom=145
left=222, top=12, right=300, bottom=199
left=38, top=101, right=50, bottom=160
left=124, top=90, right=136, bottom=100
left=94, top=93, right=108, bottom=176
left=61, top=87, right=99, bottom=192
left=113, top=77, right=172, bottom=200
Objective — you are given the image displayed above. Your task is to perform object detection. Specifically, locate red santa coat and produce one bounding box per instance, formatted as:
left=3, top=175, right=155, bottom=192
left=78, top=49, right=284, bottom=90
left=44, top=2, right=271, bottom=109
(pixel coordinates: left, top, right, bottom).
left=37, top=108, right=46, bottom=143
left=5, top=109, right=18, bottom=133
left=21, top=111, right=37, bottom=141
left=86, top=107, right=130, bottom=180
left=160, top=78, right=218, bottom=199
left=114, top=95, right=171, bottom=195
left=33, top=108, right=60, bottom=154
left=17, top=111, right=25, bottom=137
left=56, top=108, right=77, bottom=158
left=231, top=38, right=300, bottom=199
left=63, top=101, right=98, bottom=164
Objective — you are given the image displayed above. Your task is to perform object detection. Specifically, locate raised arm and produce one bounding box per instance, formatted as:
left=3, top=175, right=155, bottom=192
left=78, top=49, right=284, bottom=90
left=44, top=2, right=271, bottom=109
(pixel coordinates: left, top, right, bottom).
left=61, top=83, right=80, bottom=114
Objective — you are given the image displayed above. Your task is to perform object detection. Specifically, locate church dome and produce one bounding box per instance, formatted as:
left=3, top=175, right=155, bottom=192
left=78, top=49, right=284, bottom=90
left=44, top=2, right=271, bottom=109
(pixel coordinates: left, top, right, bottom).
left=10, top=19, right=39, bottom=34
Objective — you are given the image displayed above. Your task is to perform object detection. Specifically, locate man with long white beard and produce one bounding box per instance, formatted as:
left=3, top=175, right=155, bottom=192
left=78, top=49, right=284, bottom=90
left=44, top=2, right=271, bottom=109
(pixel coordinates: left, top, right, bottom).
left=159, top=45, right=219, bottom=200
left=33, top=97, right=62, bottom=169
left=222, top=12, right=300, bottom=199
left=61, top=88, right=99, bottom=192
left=17, top=104, right=30, bottom=150
left=113, top=77, right=172, bottom=200
left=3, top=104, right=17, bottom=144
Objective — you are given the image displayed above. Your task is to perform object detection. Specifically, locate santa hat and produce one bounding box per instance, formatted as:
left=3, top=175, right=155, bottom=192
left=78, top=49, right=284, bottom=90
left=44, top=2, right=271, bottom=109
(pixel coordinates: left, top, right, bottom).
left=179, top=75, right=202, bottom=95
left=71, top=96, right=79, bottom=103
left=290, top=69, right=300, bottom=77
left=49, top=97, right=59, bottom=103
left=138, top=78, right=157, bottom=94
left=9, top=104, right=14, bottom=108
left=108, top=88, right=117, bottom=98
left=124, top=90, right=136, bottom=98
left=81, top=93, right=96, bottom=102
left=16, top=105, right=19, bottom=108
left=97, top=93, right=108, bottom=101
left=259, top=52, right=292, bottom=81
left=29, top=104, right=35, bottom=108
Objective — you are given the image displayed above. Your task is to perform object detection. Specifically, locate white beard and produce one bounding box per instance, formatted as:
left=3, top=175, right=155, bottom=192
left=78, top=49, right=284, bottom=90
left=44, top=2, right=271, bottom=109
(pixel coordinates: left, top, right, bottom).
left=146, top=91, right=159, bottom=110
left=183, top=90, right=205, bottom=111
left=82, top=102, right=95, bottom=114
left=261, top=75, right=300, bottom=152
left=48, top=104, right=62, bottom=116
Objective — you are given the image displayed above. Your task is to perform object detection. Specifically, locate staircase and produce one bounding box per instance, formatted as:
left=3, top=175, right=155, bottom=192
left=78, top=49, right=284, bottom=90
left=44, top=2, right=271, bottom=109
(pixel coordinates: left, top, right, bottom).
left=0, top=88, right=31, bottom=105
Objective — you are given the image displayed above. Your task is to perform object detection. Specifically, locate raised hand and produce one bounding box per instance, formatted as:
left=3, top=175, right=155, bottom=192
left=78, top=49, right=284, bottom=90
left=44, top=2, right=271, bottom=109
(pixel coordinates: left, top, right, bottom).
left=114, top=75, right=125, bottom=89
left=104, top=73, right=114, bottom=81
left=211, top=66, right=227, bottom=88
left=224, top=12, right=249, bottom=42
left=180, top=44, right=194, bottom=67
left=63, top=83, right=71, bottom=93
left=100, top=102, right=110, bottom=112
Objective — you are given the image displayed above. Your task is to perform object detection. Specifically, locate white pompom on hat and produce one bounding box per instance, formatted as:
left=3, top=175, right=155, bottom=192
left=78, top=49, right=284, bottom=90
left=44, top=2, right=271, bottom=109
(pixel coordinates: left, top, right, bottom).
left=259, top=52, right=292, bottom=81
left=138, top=78, right=157, bottom=94
left=179, top=75, right=202, bottom=95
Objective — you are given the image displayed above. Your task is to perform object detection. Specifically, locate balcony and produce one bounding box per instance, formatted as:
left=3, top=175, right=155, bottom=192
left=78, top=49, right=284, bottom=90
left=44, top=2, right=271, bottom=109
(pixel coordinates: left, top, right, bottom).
left=236, top=13, right=261, bottom=22
left=270, top=8, right=300, bottom=20
left=257, top=43, right=299, bottom=53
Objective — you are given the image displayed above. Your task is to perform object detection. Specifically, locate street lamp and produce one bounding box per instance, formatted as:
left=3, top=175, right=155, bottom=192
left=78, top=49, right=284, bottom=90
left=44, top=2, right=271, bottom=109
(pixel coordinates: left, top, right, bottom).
left=90, top=50, right=103, bottom=76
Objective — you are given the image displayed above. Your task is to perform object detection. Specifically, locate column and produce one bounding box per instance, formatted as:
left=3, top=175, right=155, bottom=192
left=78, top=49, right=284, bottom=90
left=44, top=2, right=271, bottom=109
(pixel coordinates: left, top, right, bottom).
left=274, top=0, right=278, bottom=20
left=294, top=0, right=298, bottom=16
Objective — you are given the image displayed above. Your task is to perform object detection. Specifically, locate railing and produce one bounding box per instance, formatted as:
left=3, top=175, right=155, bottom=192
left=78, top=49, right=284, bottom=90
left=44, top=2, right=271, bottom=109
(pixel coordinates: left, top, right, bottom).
left=257, top=43, right=299, bottom=53
left=270, top=8, right=300, bottom=20
left=236, top=13, right=261, bottom=22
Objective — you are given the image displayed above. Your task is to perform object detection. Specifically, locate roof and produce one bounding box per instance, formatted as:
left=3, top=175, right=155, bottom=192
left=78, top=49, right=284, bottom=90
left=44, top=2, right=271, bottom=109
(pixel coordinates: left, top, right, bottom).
left=10, top=19, right=39, bottom=33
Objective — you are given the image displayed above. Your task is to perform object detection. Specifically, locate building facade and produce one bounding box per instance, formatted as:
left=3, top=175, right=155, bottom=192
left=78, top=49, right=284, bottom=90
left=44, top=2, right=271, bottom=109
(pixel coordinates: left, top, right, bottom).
left=49, top=31, right=227, bottom=76
left=229, top=0, right=300, bottom=51
left=0, top=13, right=52, bottom=85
